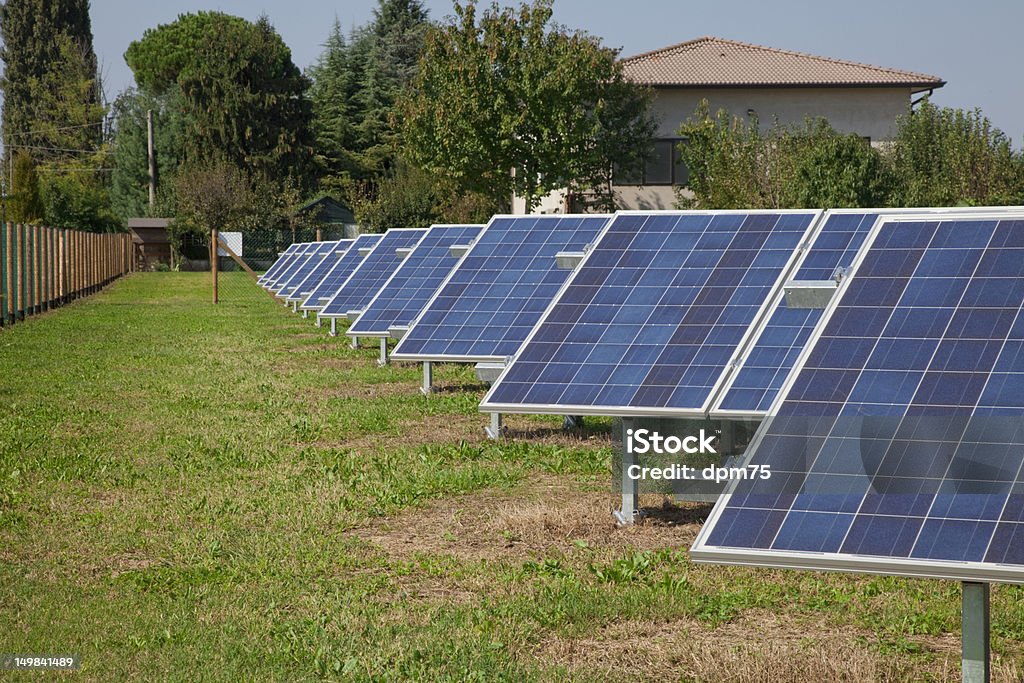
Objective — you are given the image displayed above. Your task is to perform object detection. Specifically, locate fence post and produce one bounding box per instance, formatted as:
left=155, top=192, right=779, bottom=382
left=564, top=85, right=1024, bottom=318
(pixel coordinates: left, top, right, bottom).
left=211, top=228, right=219, bottom=304
left=25, top=224, right=34, bottom=316
left=44, top=227, right=52, bottom=311
left=33, top=225, right=41, bottom=314
left=15, top=224, right=23, bottom=320
left=73, top=230, right=80, bottom=298
left=1, top=223, right=7, bottom=326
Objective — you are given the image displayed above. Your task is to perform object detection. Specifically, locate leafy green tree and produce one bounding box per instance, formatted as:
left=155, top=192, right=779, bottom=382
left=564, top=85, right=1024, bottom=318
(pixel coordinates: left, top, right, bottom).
left=0, top=0, right=102, bottom=167
left=888, top=101, right=1021, bottom=206
left=402, top=0, right=654, bottom=212
left=125, top=12, right=317, bottom=189
left=677, top=103, right=891, bottom=209
left=39, top=155, right=122, bottom=231
left=8, top=150, right=42, bottom=222
left=788, top=121, right=892, bottom=209
left=109, top=86, right=187, bottom=220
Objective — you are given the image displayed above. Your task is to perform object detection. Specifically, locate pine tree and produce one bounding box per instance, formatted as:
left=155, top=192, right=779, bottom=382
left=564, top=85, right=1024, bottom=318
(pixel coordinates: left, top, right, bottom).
left=357, top=0, right=431, bottom=173
left=307, top=21, right=364, bottom=179
left=125, top=12, right=317, bottom=191
left=0, top=0, right=103, bottom=166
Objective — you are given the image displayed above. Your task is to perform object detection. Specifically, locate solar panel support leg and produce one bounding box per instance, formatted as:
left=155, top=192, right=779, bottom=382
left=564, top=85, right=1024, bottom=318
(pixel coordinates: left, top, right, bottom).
left=377, top=338, right=389, bottom=367
left=314, top=314, right=321, bottom=327
left=350, top=336, right=358, bottom=350
left=485, top=412, right=502, bottom=440
left=421, top=362, right=433, bottom=395
left=615, top=417, right=640, bottom=525
left=292, top=301, right=298, bottom=313
left=302, top=309, right=308, bottom=319
left=329, top=318, right=337, bottom=337
left=962, top=582, right=990, bottom=683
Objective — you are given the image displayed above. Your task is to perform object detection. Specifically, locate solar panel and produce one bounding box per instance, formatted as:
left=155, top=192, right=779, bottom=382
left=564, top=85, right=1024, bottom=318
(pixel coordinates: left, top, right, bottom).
left=319, top=228, right=428, bottom=319
left=276, top=241, right=339, bottom=297
left=480, top=211, right=820, bottom=416
left=713, top=208, right=1023, bottom=417
left=346, top=225, right=484, bottom=338
left=262, top=243, right=309, bottom=288
left=391, top=214, right=610, bottom=363
left=286, top=239, right=353, bottom=303
left=300, top=234, right=381, bottom=311
left=259, top=243, right=299, bottom=285
left=692, top=211, right=1024, bottom=583
left=269, top=243, right=319, bottom=293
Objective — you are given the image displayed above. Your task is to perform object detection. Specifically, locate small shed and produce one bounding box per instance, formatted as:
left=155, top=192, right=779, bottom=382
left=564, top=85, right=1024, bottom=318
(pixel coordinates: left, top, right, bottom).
left=294, top=196, right=359, bottom=239
left=128, top=218, right=173, bottom=270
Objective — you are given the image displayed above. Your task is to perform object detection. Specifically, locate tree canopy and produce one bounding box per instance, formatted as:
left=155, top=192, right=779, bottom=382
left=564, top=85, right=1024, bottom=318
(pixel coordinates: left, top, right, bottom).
left=125, top=12, right=317, bottom=189
left=401, top=0, right=654, bottom=211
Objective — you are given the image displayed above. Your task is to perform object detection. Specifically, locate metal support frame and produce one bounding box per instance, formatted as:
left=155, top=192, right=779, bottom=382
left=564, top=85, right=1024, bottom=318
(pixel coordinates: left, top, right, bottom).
left=314, top=314, right=321, bottom=327
left=377, top=338, right=389, bottom=367
left=962, top=582, right=990, bottom=683
left=614, top=417, right=640, bottom=525
left=350, top=335, right=359, bottom=350
left=485, top=412, right=502, bottom=440
left=328, top=318, right=337, bottom=337
left=421, top=361, right=433, bottom=395
left=302, top=309, right=308, bottom=319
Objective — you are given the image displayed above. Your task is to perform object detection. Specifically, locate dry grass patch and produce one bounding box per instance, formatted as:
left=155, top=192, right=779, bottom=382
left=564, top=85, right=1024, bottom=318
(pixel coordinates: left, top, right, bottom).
left=536, top=609, right=964, bottom=683
left=352, top=478, right=699, bottom=565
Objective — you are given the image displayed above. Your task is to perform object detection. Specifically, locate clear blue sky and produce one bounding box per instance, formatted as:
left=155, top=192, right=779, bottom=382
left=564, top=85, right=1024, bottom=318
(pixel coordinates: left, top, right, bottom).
left=79, top=0, right=1023, bottom=146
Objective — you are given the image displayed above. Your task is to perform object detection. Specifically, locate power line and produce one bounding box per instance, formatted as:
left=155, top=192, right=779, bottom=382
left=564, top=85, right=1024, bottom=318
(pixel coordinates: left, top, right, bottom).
left=5, top=121, right=104, bottom=138
left=35, top=166, right=114, bottom=172
left=6, top=142, right=113, bottom=155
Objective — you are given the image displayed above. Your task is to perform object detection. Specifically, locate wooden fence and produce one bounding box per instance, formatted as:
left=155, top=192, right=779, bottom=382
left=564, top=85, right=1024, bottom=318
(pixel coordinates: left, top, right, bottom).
left=0, top=223, right=133, bottom=327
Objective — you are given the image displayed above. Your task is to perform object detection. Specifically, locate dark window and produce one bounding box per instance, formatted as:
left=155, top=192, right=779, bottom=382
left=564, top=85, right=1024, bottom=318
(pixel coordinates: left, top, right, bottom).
left=617, top=138, right=689, bottom=187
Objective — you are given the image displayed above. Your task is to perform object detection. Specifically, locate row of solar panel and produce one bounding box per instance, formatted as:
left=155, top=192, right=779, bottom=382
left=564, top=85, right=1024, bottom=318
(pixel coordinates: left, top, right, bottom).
left=259, top=207, right=1024, bottom=583
left=259, top=208, right=1023, bottom=424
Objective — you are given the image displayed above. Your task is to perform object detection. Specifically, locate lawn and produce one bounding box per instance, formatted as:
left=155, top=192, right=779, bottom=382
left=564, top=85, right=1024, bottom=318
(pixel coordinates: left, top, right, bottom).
left=1, top=272, right=1022, bottom=681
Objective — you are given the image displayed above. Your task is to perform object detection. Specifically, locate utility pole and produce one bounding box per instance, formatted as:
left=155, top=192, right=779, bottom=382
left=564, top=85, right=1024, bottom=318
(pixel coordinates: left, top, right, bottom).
left=146, top=110, right=156, bottom=209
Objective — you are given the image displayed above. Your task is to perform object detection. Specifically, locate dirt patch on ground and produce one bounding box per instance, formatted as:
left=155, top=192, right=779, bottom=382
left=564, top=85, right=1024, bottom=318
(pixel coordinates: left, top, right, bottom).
left=534, top=609, right=965, bottom=683
left=351, top=477, right=700, bottom=564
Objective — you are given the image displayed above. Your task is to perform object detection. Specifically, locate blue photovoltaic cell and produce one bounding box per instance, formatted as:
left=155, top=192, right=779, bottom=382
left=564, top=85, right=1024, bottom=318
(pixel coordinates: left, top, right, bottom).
left=391, top=215, right=610, bottom=361
left=347, top=225, right=483, bottom=337
left=277, top=241, right=340, bottom=297
left=695, top=215, right=1024, bottom=580
left=260, top=244, right=299, bottom=285
left=716, top=212, right=879, bottom=413
left=301, top=234, right=381, bottom=310
left=320, top=229, right=427, bottom=318
left=270, top=243, right=319, bottom=292
left=482, top=211, right=816, bottom=413
left=287, top=239, right=353, bottom=301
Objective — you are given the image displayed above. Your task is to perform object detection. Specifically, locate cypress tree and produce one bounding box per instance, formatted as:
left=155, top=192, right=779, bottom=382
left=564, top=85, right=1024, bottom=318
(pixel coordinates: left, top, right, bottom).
left=0, top=0, right=103, bottom=168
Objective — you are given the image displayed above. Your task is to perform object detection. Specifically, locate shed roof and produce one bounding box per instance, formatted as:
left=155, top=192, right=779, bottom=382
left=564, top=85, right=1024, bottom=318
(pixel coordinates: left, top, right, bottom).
left=620, top=37, right=944, bottom=92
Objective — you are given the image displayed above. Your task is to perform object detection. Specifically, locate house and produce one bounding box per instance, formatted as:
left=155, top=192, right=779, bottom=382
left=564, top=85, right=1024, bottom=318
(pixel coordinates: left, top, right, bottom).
left=294, top=196, right=360, bottom=239
left=513, top=36, right=944, bottom=213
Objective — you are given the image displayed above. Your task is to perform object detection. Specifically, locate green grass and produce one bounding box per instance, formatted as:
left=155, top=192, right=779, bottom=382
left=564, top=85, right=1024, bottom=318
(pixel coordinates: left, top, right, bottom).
left=1, top=272, right=1022, bottom=682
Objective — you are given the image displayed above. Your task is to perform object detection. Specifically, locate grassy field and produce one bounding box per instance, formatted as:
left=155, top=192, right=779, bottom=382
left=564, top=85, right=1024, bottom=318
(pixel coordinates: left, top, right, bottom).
left=1, top=272, right=1023, bottom=681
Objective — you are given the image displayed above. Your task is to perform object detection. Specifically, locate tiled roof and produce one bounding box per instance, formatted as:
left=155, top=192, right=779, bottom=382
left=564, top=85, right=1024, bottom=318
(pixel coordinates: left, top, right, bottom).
left=620, top=37, right=944, bottom=91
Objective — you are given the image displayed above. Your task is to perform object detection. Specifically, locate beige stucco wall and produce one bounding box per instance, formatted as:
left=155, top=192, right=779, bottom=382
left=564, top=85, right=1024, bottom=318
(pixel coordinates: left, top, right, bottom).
left=650, top=86, right=912, bottom=140
left=512, top=86, right=914, bottom=214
